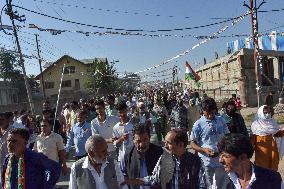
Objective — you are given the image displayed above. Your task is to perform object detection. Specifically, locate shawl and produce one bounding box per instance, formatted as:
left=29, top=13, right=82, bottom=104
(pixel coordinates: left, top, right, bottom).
left=251, top=105, right=280, bottom=136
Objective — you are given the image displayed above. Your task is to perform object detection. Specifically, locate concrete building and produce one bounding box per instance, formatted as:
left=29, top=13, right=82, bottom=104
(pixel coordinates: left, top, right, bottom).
left=0, top=81, right=19, bottom=105
left=0, top=81, right=24, bottom=112
left=185, top=48, right=284, bottom=106
left=35, top=55, right=107, bottom=98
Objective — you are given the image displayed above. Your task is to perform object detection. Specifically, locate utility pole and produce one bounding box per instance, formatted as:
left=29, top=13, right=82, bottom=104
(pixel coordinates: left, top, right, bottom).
left=5, top=0, right=34, bottom=115
left=93, top=58, right=97, bottom=96
left=244, top=0, right=266, bottom=108
left=35, top=34, right=46, bottom=98
left=172, top=65, right=177, bottom=90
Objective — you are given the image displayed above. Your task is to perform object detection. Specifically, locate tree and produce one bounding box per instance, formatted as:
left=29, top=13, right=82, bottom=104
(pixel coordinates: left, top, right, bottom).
left=28, top=74, right=40, bottom=92
left=84, top=58, right=119, bottom=95
left=0, top=48, right=28, bottom=101
left=0, top=48, right=22, bottom=82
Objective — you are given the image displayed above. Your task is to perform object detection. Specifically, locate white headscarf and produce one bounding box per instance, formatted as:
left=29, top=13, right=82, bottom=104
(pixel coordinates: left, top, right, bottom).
left=251, top=105, right=280, bottom=136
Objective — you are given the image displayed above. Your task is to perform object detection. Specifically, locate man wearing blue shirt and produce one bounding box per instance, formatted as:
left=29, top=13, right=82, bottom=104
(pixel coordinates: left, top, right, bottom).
left=66, top=110, right=92, bottom=160
left=190, top=97, right=229, bottom=188
left=2, top=128, right=61, bottom=189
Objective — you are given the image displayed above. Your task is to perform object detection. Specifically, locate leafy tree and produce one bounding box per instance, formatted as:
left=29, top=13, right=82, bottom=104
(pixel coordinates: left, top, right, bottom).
left=0, top=49, right=29, bottom=101
left=85, top=58, right=119, bottom=95
left=0, top=48, right=22, bottom=82
left=28, top=74, right=40, bottom=92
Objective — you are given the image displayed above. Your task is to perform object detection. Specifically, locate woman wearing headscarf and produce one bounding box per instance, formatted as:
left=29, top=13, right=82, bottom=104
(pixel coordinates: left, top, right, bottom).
left=251, top=105, right=284, bottom=171
left=221, top=100, right=248, bottom=137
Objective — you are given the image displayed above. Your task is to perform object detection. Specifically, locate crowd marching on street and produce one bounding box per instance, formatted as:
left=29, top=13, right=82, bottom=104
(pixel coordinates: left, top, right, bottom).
left=0, top=88, right=284, bottom=189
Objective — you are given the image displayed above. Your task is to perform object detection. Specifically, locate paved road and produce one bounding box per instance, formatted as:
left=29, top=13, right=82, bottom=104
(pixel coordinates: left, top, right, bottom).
left=56, top=155, right=74, bottom=189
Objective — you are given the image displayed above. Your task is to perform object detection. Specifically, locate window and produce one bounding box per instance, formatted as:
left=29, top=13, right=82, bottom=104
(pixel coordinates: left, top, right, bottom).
left=64, top=66, right=75, bottom=74
left=74, top=79, right=80, bottom=90
left=44, top=82, right=54, bottom=89
left=62, top=80, right=71, bottom=88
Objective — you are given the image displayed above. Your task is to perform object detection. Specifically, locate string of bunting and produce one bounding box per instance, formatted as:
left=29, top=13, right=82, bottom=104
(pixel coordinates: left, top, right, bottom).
left=26, top=24, right=195, bottom=38
left=140, top=68, right=172, bottom=77
left=141, top=73, right=172, bottom=80
left=140, top=67, right=181, bottom=80
left=143, top=76, right=173, bottom=84
left=2, top=23, right=283, bottom=39
left=0, top=23, right=242, bottom=39
left=130, top=10, right=251, bottom=76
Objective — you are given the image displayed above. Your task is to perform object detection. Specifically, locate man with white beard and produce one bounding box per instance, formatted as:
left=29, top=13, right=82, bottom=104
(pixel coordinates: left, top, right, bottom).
left=69, top=135, right=122, bottom=189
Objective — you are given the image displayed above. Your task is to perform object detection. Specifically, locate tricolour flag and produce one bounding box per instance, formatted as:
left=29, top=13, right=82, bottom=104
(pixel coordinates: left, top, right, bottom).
left=185, top=61, right=201, bottom=82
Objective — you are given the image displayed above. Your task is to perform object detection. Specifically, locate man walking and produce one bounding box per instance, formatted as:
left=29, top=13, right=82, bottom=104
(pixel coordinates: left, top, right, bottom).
left=2, top=128, right=61, bottom=189
left=213, top=133, right=283, bottom=189
left=66, top=110, right=92, bottom=160
left=124, top=129, right=203, bottom=189
left=91, top=99, right=119, bottom=158
left=123, top=124, right=163, bottom=189
left=190, top=98, right=229, bottom=187
left=69, top=134, right=122, bottom=189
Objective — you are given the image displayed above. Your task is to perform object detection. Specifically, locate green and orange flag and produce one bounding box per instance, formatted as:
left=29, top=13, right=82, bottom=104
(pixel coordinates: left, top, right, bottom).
left=185, top=61, right=201, bottom=82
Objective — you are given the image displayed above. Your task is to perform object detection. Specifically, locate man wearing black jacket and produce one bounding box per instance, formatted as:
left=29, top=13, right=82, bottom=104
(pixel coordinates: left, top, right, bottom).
left=123, top=124, right=163, bottom=189
left=123, top=129, right=203, bottom=189
left=213, top=133, right=282, bottom=189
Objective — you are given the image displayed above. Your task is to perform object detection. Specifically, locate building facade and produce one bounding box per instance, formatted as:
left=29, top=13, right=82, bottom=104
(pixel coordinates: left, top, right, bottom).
left=36, top=55, right=107, bottom=98
left=185, top=48, right=284, bottom=106
left=0, top=81, right=18, bottom=106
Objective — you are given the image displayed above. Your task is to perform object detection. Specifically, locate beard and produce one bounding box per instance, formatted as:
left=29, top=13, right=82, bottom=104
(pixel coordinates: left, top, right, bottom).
left=90, top=156, right=107, bottom=164
left=227, top=111, right=235, bottom=117
left=137, top=146, right=149, bottom=153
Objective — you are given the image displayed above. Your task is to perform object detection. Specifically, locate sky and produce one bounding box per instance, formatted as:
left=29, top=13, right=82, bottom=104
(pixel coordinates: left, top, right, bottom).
left=1, top=0, right=284, bottom=82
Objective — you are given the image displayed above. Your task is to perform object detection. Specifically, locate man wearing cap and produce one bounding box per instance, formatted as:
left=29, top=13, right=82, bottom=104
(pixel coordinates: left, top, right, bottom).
left=169, top=96, right=188, bottom=130
left=131, top=101, right=157, bottom=128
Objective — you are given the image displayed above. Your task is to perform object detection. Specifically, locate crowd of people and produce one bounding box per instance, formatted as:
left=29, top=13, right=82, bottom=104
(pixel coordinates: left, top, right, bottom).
left=0, top=88, right=284, bottom=189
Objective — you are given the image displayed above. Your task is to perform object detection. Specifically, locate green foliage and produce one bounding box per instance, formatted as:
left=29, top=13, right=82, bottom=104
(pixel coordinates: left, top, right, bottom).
left=84, top=58, right=119, bottom=95
left=0, top=49, right=22, bottom=82
left=0, top=49, right=29, bottom=100
left=28, top=74, right=40, bottom=92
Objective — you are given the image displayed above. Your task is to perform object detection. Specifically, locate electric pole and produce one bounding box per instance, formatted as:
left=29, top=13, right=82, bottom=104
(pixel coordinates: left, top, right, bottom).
left=244, top=0, right=266, bottom=108
left=35, top=34, right=46, bottom=98
left=5, top=0, right=34, bottom=115
left=172, top=65, right=177, bottom=90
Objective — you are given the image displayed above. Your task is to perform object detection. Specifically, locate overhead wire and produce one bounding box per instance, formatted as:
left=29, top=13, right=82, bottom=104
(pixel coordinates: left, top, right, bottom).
left=12, top=4, right=239, bottom=33
left=17, top=37, right=58, bottom=61
left=31, top=0, right=191, bottom=20
left=18, top=30, right=68, bottom=55
left=48, top=5, right=95, bottom=57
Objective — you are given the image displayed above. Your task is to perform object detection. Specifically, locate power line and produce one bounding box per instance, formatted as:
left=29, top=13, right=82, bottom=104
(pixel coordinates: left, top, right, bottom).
left=31, top=0, right=191, bottom=20
left=47, top=5, right=95, bottom=57
left=18, top=30, right=68, bottom=54
left=1, top=29, right=57, bottom=62
left=19, top=30, right=69, bottom=55
left=17, top=33, right=62, bottom=56
left=17, top=38, right=58, bottom=60
left=12, top=4, right=239, bottom=33
left=258, top=8, right=284, bottom=13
